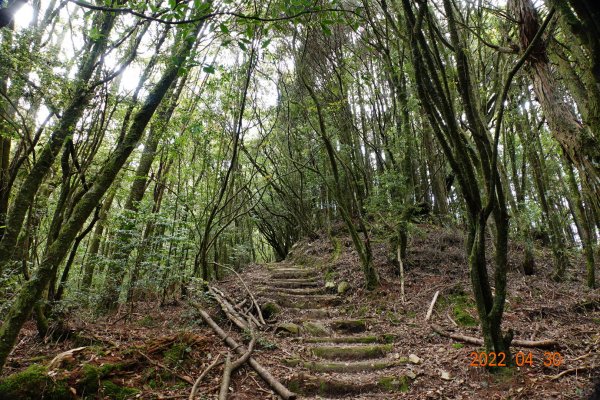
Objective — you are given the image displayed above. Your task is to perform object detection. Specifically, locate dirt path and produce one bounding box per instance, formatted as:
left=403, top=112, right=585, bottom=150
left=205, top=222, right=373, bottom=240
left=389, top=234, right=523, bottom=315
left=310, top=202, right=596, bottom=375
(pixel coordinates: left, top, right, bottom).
left=257, top=263, right=419, bottom=399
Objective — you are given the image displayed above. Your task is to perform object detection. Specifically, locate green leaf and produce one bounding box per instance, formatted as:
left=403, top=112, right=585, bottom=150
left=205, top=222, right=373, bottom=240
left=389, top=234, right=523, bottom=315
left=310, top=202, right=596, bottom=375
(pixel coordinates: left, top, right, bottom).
left=320, top=23, right=332, bottom=36
left=203, top=65, right=215, bottom=74
left=219, top=23, right=229, bottom=34
left=237, top=41, right=247, bottom=51
left=261, top=38, right=272, bottom=49
left=89, top=26, right=102, bottom=41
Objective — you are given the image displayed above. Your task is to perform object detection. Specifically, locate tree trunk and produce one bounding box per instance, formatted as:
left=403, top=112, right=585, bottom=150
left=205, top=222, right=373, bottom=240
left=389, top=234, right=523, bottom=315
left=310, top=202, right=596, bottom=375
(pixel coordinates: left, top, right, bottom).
left=0, top=19, right=203, bottom=372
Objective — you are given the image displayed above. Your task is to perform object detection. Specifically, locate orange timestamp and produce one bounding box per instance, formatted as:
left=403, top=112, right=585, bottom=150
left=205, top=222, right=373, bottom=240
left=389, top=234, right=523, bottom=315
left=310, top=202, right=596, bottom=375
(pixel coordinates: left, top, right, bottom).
left=469, top=351, right=563, bottom=367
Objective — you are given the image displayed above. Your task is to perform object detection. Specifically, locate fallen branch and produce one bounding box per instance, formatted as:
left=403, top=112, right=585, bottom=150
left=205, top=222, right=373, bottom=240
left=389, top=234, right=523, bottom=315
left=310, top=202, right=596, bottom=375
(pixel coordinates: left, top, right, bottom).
left=213, top=262, right=266, bottom=325
left=431, top=324, right=558, bottom=349
left=209, top=286, right=249, bottom=330
left=48, top=346, right=87, bottom=369
left=189, top=354, right=222, bottom=400
left=212, top=286, right=261, bottom=328
left=425, top=291, right=440, bottom=321
left=191, top=302, right=296, bottom=400
left=218, top=336, right=256, bottom=400
left=397, top=244, right=405, bottom=304
left=549, top=365, right=596, bottom=380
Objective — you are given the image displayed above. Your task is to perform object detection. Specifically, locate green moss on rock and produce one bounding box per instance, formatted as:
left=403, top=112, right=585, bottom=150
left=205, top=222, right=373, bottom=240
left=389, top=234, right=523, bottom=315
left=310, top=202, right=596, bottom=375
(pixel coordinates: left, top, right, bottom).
left=79, top=363, right=123, bottom=395
left=0, top=365, right=71, bottom=400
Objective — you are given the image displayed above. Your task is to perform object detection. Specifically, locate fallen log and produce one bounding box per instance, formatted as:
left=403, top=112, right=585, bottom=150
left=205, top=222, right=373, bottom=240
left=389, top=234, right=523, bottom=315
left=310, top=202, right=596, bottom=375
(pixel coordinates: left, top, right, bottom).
left=431, top=324, right=558, bottom=349
left=191, top=302, right=297, bottom=400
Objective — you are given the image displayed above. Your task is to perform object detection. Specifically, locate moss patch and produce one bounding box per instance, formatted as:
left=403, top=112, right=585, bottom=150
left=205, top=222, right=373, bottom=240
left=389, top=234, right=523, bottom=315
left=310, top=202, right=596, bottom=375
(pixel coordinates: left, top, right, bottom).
left=443, top=290, right=478, bottom=327
left=163, top=342, right=191, bottom=367
left=101, top=381, right=139, bottom=400
left=330, top=237, right=342, bottom=262
left=378, top=375, right=410, bottom=392
left=0, top=364, right=71, bottom=400
left=311, top=344, right=392, bottom=361
left=79, top=363, right=123, bottom=395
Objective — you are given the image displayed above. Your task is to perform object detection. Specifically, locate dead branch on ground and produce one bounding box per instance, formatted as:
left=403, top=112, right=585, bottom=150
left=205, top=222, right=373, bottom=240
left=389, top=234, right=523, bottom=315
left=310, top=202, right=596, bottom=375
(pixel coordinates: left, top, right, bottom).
left=189, top=354, right=223, bottom=400
left=431, top=324, right=559, bottom=348
left=190, top=301, right=297, bottom=400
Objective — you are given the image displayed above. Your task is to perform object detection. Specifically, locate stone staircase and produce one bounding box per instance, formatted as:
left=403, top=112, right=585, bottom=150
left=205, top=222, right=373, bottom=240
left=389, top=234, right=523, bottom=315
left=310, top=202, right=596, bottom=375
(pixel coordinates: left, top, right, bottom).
left=259, top=263, right=418, bottom=398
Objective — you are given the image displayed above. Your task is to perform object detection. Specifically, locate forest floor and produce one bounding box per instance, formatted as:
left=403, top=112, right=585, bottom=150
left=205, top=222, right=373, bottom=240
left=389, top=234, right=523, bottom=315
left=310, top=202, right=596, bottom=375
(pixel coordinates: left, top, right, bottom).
left=2, top=223, right=600, bottom=399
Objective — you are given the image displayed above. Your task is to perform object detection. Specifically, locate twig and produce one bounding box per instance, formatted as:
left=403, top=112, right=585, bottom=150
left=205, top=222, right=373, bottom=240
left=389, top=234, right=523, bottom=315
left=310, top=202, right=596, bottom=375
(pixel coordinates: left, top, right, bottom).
left=425, top=291, right=440, bottom=321
left=431, top=324, right=559, bottom=349
left=189, top=354, right=222, bottom=400
left=571, top=353, right=593, bottom=362
left=135, top=349, right=194, bottom=384
left=446, top=312, right=458, bottom=327
left=190, top=302, right=296, bottom=400
left=549, top=365, right=595, bottom=380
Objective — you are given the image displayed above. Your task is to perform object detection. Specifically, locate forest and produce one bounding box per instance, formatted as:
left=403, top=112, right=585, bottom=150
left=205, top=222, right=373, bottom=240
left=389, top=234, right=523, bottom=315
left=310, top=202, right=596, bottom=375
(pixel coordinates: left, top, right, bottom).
left=0, top=0, right=599, bottom=398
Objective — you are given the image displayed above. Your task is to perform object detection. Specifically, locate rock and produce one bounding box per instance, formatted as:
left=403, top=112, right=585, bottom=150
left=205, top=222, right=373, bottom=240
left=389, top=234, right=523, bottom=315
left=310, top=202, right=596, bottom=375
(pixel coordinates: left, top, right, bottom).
left=406, top=370, right=417, bottom=379
left=275, top=322, right=300, bottom=336
left=337, top=281, right=350, bottom=294
left=302, top=321, right=330, bottom=337
left=325, top=281, right=336, bottom=290
left=409, top=354, right=421, bottom=364
left=440, top=370, right=451, bottom=380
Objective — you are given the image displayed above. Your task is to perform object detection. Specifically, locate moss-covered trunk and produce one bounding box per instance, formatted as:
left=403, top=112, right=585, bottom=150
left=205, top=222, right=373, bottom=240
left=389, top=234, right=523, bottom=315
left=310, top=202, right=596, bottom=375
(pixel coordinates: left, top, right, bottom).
left=0, top=20, right=203, bottom=372
left=0, top=12, right=117, bottom=273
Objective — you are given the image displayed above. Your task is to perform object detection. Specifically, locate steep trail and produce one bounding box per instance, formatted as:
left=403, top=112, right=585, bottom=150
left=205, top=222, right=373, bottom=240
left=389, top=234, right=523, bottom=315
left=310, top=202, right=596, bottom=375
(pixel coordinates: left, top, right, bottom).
left=257, top=262, right=419, bottom=398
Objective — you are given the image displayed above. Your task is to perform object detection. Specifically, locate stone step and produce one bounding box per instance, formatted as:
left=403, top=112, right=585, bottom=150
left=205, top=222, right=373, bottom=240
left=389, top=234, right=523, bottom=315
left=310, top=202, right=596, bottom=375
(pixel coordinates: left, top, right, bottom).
left=310, top=344, right=393, bottom=361
left=286, top=373, right=412, bottom=397
left=271, top=269, right=318, bottom=279
left=298, top=309, right=334, bottom=319
left=284, top=357, right=410, bottom=373
left=265, top=264, right=305, bottom=270
left=329, top=319, right=367, bottom=334
left=263, top=286, right=326, bottom=295
left=298, top=334, right=395, bottom=344
left=269, top=279, right=321, bottom=289
left=273, top=294, right=341, bottom=309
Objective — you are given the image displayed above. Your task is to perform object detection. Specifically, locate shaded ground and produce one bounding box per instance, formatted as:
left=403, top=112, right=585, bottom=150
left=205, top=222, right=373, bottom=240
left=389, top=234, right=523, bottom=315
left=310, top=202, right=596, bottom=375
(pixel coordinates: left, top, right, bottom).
left=2, top=223, right=599, bottom=399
